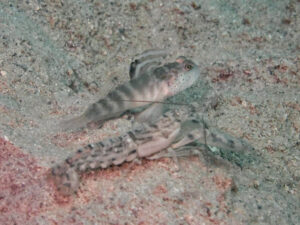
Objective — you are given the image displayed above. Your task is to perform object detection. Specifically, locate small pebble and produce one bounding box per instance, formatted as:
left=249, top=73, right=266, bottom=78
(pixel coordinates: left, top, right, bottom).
left=0, top=70, right=7, bottom=76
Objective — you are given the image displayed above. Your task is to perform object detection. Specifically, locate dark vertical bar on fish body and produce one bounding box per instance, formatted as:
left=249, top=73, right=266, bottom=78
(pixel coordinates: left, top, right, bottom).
left=81, top=72, right=160, bottom=124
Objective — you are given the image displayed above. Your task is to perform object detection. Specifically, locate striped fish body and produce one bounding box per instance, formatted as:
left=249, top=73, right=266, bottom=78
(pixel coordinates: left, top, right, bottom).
left=62, top=53, right=200, bottom=130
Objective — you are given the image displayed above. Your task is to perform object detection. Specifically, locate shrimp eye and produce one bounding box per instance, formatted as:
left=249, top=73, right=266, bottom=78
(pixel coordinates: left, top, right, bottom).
left=185, top=64, right=193, bottom=71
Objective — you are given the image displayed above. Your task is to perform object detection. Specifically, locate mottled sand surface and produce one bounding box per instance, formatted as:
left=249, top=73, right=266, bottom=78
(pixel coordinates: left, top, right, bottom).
left=0, top=0, right=299, bottom=224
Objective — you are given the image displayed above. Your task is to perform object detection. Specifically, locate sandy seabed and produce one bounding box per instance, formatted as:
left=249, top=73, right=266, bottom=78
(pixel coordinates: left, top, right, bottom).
left=0, top=1, right=299, bottom=224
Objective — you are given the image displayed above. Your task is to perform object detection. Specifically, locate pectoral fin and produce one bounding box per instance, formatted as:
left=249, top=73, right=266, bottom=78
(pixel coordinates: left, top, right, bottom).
left=136, top=103, right=164, bottom=124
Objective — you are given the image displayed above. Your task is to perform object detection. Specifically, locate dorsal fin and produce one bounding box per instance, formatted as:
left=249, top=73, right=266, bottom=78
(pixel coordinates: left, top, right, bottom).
left=129, top=49, right=169, bottom=79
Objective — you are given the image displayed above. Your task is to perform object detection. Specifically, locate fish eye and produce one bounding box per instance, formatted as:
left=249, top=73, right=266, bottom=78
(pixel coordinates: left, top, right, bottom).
left=185, top=64, right=193, bottom=71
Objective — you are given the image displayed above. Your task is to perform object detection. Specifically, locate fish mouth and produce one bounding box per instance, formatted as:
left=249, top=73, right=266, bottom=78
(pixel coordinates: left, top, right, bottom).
left=167, top=74, right=177, bottom=88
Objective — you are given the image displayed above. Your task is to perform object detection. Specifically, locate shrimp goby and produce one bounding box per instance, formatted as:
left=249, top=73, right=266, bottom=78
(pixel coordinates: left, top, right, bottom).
left=61, top=50, right=200, bottom=130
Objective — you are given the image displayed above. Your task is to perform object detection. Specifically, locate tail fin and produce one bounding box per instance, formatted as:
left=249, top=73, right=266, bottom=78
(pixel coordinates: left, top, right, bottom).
left=60, top=114, right=92, bottom=131
left=48, top=163, right=80, bottom=196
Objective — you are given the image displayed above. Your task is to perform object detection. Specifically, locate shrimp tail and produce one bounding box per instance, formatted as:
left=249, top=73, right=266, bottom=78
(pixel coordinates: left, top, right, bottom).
left=48, top=163, right=80, bottom=196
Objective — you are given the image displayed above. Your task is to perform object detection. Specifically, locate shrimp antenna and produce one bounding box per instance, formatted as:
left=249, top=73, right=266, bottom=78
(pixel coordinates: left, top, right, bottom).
left=119, top=99, right=191, bottom=106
